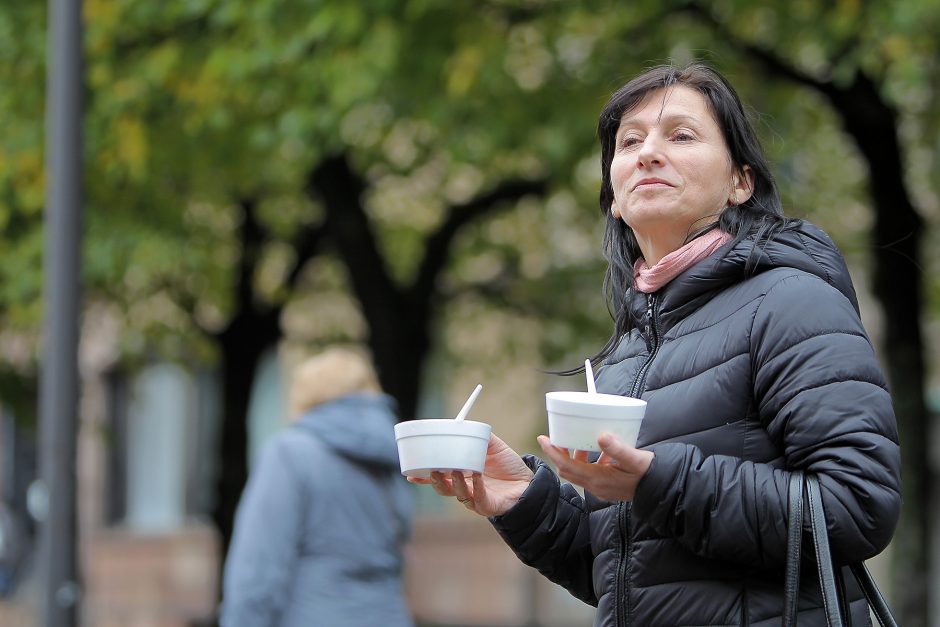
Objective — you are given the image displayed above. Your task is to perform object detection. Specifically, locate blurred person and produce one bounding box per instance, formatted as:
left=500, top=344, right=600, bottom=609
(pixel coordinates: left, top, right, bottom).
left=413, top=62, right=900, bottom=626
left=221, top=348, right=414, bottom=627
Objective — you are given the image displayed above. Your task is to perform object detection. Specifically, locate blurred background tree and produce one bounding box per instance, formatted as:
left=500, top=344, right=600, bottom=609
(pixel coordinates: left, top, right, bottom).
left=1, top=0, right=938, bottom=623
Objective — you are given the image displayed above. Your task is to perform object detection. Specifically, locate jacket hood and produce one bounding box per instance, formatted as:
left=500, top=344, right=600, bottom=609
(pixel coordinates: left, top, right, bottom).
left=713, top=221, right=858, bottom=311
left=294, top=393, right=401, bottom=469
left=627, top=221, right=860, bottom=329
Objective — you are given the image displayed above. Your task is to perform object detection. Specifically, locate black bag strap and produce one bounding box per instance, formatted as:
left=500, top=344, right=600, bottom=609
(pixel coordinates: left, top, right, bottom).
left=784, top=472, right=898, bottom=627
left=783, top=469, right=804, bottom=625
left=851, top=562, right=898, bottom=627
left=806, top=474, right=844, bottom=626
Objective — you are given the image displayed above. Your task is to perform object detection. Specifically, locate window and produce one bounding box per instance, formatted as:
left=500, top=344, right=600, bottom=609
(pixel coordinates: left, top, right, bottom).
left=106, top=363, right=219, bottom=531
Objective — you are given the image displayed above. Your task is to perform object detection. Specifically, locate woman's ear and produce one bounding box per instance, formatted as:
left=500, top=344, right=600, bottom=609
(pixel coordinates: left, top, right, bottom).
left=731, top=165, right=755, bottom=205
left=611, top=200, right=621, bottom=219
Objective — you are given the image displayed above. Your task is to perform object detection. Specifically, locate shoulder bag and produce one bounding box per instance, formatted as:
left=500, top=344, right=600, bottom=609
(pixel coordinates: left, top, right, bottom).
left=784, top=471, right=898, bottom=626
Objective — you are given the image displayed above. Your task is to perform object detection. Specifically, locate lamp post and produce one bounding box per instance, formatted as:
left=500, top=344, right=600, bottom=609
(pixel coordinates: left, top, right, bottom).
left=38, top=0, right=84, bottom=625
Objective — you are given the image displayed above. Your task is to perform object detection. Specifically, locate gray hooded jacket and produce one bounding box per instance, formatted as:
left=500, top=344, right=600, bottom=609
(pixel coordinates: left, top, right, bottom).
left=221, top=393, right=414, bottom=627
left=491, top=222, right=901, bottom=626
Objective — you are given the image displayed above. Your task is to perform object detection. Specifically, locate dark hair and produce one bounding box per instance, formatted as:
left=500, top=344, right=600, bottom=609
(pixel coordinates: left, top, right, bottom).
left=586, top=62, right=797, bottom=370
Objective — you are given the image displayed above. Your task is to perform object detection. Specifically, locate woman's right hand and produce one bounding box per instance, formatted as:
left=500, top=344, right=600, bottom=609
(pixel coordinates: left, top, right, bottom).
left=407, top=433, right=534, bottom=517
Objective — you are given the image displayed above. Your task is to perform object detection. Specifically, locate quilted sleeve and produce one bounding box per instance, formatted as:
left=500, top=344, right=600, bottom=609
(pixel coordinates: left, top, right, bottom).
left=489, top=455, right=598, bottom=605
left=633, top=272, right=901, bottom=567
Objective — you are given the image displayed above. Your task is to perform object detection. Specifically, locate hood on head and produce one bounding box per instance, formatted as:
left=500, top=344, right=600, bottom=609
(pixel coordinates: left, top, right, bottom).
left=295, top=393, right=401, bottom=469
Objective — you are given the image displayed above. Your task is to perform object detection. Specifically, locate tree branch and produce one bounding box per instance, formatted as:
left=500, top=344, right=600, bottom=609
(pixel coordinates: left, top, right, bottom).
left=307, top=154, right=401, bottom=318
left=411, top=178, right=549, bottom=307
left=285, top=220, right=328, bottom=290
left=678, top=2, right=836, bottom=97
left=112, top=13, right=216, bottom=58
left=234, top=198, right=264, bottom=313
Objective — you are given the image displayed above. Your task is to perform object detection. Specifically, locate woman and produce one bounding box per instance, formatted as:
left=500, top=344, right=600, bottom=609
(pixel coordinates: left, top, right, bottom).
left=221, top=348, right=414, bottom=627
left=414, top=63, right=901, bottom=626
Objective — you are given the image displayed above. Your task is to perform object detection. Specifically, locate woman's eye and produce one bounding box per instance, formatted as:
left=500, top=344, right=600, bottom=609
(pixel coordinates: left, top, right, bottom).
left=672, top=131, right=695, bottom=142
left=621, top=136, right=641, bottom=149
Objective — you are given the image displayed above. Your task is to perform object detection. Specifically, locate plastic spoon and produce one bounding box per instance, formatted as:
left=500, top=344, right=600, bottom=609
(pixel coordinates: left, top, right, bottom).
left=567, top=360, right=599, bottom=459
left=576, top=360, right=601, bottom=459
left=585, top=359, right=597, bottom=394
left=455, top=384, right=483, bottom=421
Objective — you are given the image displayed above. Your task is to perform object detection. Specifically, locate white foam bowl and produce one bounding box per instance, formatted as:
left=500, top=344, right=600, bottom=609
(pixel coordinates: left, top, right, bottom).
left=546, top=391, right=647, bottom=452
left=394, top=419, right=492, bottom=478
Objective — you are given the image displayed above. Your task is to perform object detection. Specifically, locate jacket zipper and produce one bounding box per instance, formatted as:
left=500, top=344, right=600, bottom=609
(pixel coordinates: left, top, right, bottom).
left=617, top=294, right=658, bottom=626
left=615, top=501, right=630, bottom=627
left=630, top=293, right=660, bottom=398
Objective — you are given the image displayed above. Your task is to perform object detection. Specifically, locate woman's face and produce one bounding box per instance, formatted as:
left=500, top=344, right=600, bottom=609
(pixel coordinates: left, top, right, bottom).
left=609, top=86, right=751, bottom=261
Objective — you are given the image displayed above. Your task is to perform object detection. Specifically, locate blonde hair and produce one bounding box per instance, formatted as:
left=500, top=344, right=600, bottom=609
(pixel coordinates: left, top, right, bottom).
left=288, top=347, right=382, bottom=419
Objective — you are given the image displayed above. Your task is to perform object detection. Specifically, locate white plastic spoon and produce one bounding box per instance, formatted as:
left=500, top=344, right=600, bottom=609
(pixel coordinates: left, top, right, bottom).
left=455, top=384, right=483, bottom=421
left=585, top=359, right=597, bottom=394
left=575, top=360, right=599, bottom=458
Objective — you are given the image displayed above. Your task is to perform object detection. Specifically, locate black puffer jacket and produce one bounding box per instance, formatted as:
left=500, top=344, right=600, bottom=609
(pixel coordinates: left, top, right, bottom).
left=491, top=223, right=901, bottom=626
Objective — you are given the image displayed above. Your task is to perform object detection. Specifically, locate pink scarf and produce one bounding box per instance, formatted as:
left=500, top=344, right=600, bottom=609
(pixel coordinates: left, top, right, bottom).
left=633, top=229, right=733, bottom=293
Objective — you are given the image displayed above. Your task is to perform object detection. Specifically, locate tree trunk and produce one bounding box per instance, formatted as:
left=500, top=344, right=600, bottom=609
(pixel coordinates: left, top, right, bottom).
left=372, top=309, right=430, bottom=421
left=310, top=156, right=432, bottom=420
left=208, top=199, right=283, bottom=618
left=211, top=310, right=280, bottom=572
left=203, top=198, right=326, bottom=626
left=823, top=74, right=929, bottom=625
left=309, top=155, right=547, bottom=422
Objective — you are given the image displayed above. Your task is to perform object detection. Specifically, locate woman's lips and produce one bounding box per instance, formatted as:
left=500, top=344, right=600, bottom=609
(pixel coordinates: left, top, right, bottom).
left=632, top=178, right=672, bottom=191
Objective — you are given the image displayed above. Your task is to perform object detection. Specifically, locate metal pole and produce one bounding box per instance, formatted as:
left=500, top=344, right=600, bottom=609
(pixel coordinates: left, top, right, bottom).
left=39, top=0, right=84, bottom=625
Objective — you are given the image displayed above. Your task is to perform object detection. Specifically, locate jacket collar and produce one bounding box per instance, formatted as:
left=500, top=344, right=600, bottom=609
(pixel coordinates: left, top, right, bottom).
left=625, top=221, right=859, bottom=333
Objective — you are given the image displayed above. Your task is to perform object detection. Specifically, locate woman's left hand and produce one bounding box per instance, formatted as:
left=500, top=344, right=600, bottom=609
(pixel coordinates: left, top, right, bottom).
left=537, top=432, right=654, bottom=502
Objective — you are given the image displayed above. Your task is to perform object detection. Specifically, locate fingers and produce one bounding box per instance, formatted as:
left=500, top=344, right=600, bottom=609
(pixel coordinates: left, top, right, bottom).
left=451, top=470, right=472, bottom=499
left=537, top=435, right=593, bottom=466
left=537, top=434, right=620, bottom=493
left=537, top=435, right=567, bottom=465
left=451, top=471, right=477, bottom=509
left=429, top=471, right=456, bottom=497
left=595, top=433, right=626, bottom=467
left=537, top=436, right=591, bottom=479
left=471, top=471, right=486, bottom=500
left=536, top=434, right=556, bottom=453
left=597, top=432, right=626, bottom=458
left=573, top=449, right=591, bottom=463
left=426, top=471, right=482, bottom=511
left=597, top=433, right=649, bottom=472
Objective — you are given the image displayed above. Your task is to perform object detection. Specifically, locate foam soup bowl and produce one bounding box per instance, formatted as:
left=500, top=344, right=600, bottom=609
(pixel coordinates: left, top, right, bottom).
left=394, top=419, right=492, bottom=478
left=545, top=391, right=647, bottom=452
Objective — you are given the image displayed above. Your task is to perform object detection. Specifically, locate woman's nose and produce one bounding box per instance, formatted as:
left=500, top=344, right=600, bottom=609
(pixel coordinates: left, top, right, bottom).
left=636, top=134, right=664, bottom=168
